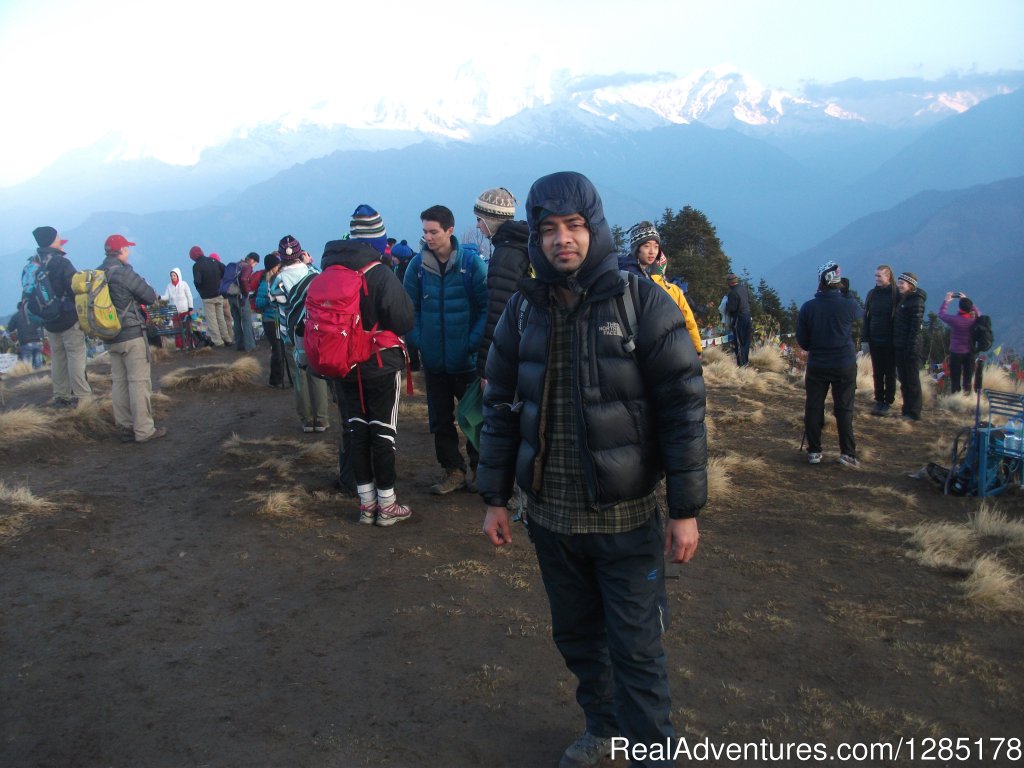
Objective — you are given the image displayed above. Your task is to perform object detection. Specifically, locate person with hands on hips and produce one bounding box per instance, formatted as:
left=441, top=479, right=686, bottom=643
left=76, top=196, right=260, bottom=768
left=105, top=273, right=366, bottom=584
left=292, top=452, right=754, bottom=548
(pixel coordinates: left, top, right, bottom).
left=478, top=171, right=707, bottom=768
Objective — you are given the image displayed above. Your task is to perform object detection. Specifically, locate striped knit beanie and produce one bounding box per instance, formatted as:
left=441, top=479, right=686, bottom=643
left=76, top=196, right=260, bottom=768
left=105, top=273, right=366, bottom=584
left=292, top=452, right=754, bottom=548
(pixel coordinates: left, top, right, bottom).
left=349, top=204, right=387, bottom=255
left=897, top=271, right=919, bottom=288
left=278, top=235, right=302, bottom=262
left=628, top=221, right=661, bottom=257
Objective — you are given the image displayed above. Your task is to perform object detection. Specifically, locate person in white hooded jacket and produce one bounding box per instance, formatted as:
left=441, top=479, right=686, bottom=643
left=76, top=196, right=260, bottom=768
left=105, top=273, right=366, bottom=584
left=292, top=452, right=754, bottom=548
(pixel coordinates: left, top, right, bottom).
left=162, top=268, right=194, bottom=349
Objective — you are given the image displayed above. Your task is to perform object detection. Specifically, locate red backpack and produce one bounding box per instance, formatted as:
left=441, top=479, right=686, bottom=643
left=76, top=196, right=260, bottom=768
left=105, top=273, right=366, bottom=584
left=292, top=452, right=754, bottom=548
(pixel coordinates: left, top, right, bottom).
left=304, top=262, right=406, bottom=382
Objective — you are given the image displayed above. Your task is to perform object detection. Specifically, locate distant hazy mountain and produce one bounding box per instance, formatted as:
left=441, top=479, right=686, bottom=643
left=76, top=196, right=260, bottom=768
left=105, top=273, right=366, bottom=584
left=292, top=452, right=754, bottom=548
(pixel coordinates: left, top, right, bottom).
left=3, top=69, right=1023, bottom=350
left=767, top=177, right=1024, bottom=350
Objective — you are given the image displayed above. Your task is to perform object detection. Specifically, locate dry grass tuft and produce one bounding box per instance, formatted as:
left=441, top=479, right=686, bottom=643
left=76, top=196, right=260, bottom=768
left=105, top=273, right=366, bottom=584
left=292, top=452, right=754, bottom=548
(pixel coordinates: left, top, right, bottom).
left=702, top=359, right=782, bottom=392
left=257, top=457, right=294, bottom=480
left=980, top=363, right=1024, bottom=394
left=296, top=441, right=336, bottom=467
left=855, top=353, right=874, bottom=393
left=707, top=452, right=767, bottom=503
left=906, top=503, right=1024, bottom=611
left=160, top=357, right=260, bottom=391
left=841, top=483, right=918, bottom=510
left=0, top=406, right=54, bottom=444
left=702, top=345, right=727, bottom=364
left=221, top=434, right=335, bottom=471
left=748, top=343, right=788, bottom=373
left=249, top=489, right=308, bottom=521
left=0, top=481, right=58, bottom=542
left=962, top=555, right=1023, bottom=610
left=429, top=560, right=491, bottom=580
left=934, top=391, right=979, bottom=415
left=9, top=373, right=52, bottom=392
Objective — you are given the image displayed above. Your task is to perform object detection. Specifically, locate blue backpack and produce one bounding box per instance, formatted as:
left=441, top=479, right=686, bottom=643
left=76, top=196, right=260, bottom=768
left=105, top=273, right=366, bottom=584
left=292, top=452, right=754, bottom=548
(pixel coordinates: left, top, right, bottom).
left=219, top=260, right=244, bottom=298
left=21, top=256, right=66, bottom=324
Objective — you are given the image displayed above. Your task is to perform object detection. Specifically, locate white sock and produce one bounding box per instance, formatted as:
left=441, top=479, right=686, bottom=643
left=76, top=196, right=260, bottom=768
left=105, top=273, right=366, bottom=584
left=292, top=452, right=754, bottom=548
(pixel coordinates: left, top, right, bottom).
left=377, top=487, right=397, bottom=508
left=357, top=483, right=377, bottom=507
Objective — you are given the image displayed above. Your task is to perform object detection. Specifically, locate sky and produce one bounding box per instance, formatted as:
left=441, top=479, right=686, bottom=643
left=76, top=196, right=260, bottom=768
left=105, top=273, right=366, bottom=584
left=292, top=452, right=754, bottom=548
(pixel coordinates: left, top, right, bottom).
left=0, top=0, right=1021, bottom=186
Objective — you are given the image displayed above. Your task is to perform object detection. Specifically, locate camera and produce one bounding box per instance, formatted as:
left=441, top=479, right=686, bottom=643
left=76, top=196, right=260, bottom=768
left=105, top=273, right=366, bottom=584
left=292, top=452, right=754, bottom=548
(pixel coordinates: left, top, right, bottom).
left=952, top=292, right=963, bottom=298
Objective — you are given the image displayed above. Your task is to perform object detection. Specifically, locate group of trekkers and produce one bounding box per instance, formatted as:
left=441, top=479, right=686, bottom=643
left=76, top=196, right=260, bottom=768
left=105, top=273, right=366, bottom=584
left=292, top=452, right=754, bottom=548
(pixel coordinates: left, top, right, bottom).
left=18, top=170, right=986, bottom=768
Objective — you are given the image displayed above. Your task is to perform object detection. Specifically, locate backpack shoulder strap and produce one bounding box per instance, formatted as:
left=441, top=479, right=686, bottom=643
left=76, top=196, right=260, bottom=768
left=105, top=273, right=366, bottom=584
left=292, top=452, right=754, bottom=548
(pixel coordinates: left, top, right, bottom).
left=615, top=271, right=639, bottom=355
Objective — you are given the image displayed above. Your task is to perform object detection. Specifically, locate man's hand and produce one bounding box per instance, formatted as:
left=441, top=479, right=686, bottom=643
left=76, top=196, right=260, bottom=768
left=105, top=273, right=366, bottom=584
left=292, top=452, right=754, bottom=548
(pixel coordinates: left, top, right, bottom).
left=483, top=506, right=513, bottom=547
left=664, top=517, right=699, bottom=563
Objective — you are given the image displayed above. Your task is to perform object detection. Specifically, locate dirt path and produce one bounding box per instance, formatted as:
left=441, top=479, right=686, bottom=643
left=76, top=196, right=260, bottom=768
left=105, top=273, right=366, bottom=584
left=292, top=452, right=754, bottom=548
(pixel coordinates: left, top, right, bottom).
left=2, top=346, right=1022, bottom=767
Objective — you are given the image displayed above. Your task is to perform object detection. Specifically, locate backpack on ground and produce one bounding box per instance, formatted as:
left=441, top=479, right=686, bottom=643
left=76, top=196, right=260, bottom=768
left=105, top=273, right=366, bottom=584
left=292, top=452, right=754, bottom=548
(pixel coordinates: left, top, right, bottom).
left=304, top=262, right=405, bottom=379
left=71, top=268, right=122, bottom=340
left=219, top=260, right=244, bottom=298
left=970, top=315, right=994, bottom=354
left=21, top=257, right=68, bottom=324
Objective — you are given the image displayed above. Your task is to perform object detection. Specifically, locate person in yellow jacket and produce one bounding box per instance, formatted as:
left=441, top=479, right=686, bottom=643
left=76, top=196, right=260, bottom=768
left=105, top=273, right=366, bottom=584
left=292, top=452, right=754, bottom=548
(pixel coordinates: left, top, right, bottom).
left=626, top=221, right=703, bottom=356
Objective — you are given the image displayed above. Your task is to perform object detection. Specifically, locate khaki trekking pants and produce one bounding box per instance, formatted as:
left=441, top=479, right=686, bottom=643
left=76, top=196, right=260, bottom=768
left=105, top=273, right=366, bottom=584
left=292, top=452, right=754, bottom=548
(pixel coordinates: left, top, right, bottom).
left=47, top=325, right=92, bottom=400
left=108, top=335, right=156, bottom=440
left=202, top=296, right=231, bottom=345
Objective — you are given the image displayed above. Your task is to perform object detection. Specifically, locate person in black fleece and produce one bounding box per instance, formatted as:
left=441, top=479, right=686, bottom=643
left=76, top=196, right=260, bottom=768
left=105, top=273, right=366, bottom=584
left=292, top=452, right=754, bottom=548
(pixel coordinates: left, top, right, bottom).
left=893, top=271, right=928, bottom=421
left=863, top=264, right=900, bottom=415
left=472, top=187, right=530, bottom=381
left=796, top=261, right=864, bottom=467
left=320, top=205, right=415, bottom=527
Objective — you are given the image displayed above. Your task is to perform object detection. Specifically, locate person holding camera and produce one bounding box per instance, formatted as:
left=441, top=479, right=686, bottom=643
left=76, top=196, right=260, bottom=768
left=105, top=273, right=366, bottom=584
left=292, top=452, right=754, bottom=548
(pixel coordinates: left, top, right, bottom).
left=939, top=291, right=981, bottom=394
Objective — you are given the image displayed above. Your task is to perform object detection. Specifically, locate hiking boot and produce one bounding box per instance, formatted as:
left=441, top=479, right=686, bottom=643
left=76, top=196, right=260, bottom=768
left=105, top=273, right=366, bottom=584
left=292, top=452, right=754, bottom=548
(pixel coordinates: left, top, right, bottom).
left=430, top=468, right=466, bottom=495
left=136, top=427, right=167, bottom=443
left=358, top=503, right=378, bottom=525
left=119, top=430, right=135, bottom=443
left=838, top=454, right=860, bottom=469
left=808, top=452, right=822, bottom=465
left=559, top=732, right=614, bottom=768
left=376, top=501, right=412, bottom=527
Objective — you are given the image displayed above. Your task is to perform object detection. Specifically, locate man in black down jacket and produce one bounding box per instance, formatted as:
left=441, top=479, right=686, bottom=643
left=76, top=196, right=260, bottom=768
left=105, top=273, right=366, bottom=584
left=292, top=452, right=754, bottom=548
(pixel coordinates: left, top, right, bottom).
left=189, top=245, right=230, bottom=346
left=471, top=187, right=531, bottom=380
left=863, top=264, right=899, bottom=415
left=480, top=172, right=707, bottom=768
left=893, top=271, right=927, bottom=421
left=100, top=234, right=166, bottom=442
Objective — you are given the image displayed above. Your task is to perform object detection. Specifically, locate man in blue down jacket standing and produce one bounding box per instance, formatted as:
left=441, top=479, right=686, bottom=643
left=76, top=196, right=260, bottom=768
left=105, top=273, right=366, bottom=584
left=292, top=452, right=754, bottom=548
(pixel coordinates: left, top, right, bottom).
left=403, top=205, right=488, bottom=495
left=100, top=234, right=166, bottom=443
left=796, top=261, right=864, bottom=468
left=479, top=172, right=707, bottom=768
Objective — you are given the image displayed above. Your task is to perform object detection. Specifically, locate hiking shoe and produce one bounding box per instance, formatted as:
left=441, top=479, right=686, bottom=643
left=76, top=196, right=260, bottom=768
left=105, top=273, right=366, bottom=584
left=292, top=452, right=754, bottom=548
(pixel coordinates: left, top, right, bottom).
left=358, top=503, right=378, bottom=525
left=136, top=427, right=167, bottom=443
left=119, top=430, right=135, bottom=443
left=313, top=423, right=329, bottom=433
left=808, top=452, right=822, bottom=465
left=376, top=501, right=412, bottom=527
left=838, top=454, right=861, bottom=469
left=559, top=732, right=614, bottom=768
left=430, top=468, right=466, bottom=495
left=302, top=422, right=315, bottom=433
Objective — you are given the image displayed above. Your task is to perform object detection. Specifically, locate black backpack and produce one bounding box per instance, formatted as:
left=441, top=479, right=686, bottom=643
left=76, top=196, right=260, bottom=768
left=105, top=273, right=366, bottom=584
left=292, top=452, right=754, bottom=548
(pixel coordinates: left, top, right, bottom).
left=970, top=315, right=994, bottom=354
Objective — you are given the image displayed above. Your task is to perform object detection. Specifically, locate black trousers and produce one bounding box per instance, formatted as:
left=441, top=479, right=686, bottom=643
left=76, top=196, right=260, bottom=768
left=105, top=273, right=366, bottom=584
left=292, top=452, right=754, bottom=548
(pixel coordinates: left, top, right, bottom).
left=423, top=369, right=479, bottom=472
left=868, top=343, right=897, bottom=405
left=804, top=364, right=857, bottom=456
left=530, top=515, right=675, bottom=767
left=948, top=351, right=975, bottom=394
left=262, top=319, right=286, bottom=387
left=895, top=348, right=923, bottom=418
left=338, top=371, right=402, bottom=489
left=732, top=314, right=753, bottom=367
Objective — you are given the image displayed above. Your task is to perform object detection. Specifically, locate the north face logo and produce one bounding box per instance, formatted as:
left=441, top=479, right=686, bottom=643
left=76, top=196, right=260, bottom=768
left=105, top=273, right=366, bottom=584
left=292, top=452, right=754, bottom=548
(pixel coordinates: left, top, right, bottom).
left=599, top=321, right=624, bottom=338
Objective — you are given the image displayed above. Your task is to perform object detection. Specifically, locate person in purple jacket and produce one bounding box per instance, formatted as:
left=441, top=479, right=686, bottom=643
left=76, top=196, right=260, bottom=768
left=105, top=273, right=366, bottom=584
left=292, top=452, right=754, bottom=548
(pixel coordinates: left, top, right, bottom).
left=939, top=292, right=981, bottom=394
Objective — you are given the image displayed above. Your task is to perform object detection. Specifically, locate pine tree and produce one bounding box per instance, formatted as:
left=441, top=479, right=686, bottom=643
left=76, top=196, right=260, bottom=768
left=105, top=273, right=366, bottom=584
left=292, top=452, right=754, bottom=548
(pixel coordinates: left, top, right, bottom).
left=656, top=206, right=732, bottom=325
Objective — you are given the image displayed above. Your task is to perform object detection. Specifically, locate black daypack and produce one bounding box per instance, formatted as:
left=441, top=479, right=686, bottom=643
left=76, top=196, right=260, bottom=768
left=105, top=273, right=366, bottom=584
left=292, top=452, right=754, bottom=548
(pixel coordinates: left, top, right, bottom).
left=970, top=315, right=994, bottom=354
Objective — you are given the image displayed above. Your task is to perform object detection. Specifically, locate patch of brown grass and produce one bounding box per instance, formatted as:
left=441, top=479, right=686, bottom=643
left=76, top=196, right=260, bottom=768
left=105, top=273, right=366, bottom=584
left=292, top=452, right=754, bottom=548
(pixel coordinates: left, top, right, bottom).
left=702, top=359, right=783, bottom=392
left=160, top=357, right=260, bottom=391
left=9, top=372, right=52, bottom=392
left=428, top=560, right=491, bottom=580
left=0, top=482, right=58, bottom=543
left=905, top=503, right=1024, bottom=611
left=0, top=406, right=54, bottom=444
left=707, top=452, right=767, bottom=504
left=748, top=343, right=787, bottom=373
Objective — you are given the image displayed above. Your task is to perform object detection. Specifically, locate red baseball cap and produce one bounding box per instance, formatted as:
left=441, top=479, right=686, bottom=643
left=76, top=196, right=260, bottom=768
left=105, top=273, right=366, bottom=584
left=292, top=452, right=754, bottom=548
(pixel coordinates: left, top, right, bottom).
left=105, top=234, right=136, bottom=251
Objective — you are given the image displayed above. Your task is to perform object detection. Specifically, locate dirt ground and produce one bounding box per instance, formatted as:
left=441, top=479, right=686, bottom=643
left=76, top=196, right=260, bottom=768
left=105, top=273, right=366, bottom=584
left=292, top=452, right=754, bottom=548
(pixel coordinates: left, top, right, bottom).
left=2, top=344, right=1023, bottom=768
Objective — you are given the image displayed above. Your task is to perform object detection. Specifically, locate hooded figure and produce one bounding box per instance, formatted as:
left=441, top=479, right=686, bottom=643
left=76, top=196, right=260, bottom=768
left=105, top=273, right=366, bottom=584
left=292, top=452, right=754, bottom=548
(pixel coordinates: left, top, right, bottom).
left=479, top=171, right=707, bottom=767
left=162, top=268, right=194, bottom=315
